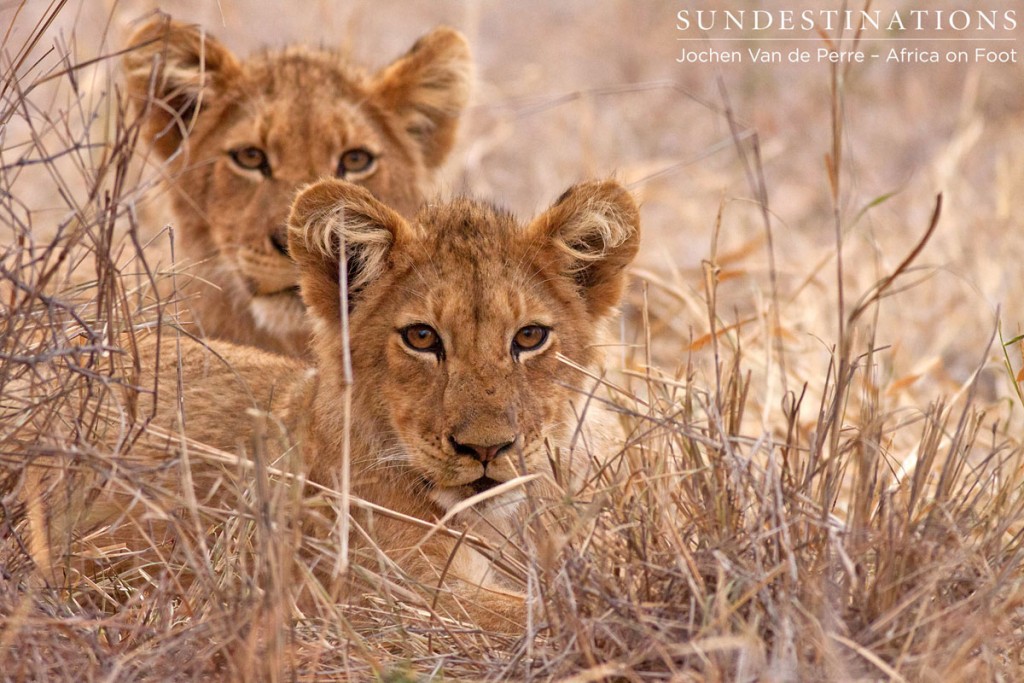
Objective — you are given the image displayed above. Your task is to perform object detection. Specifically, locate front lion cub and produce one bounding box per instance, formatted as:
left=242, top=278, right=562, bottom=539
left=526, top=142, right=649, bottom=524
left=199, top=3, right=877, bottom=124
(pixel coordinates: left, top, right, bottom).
left=124, top=16, right=471, bottom=355
left=30, top=178, right=640, bottom=632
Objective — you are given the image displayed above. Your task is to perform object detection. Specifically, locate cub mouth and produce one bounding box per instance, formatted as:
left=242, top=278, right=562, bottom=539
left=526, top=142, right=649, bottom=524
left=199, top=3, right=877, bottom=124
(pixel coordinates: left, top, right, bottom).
left=416, top=474, right=505, bottom=496
left=469, top=476, right=503, bottom=495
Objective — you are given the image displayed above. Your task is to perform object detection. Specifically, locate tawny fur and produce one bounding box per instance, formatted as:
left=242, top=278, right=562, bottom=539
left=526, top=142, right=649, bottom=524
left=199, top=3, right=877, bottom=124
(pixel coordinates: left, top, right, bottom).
left=124, top=15, right=472, bottom=356
left=26, top=178, right=641, bottom=632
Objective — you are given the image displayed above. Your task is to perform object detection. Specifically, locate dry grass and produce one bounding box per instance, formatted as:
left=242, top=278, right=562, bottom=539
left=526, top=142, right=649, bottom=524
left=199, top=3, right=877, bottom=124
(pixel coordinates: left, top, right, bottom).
left=3, top=1, right=1024, bottom=680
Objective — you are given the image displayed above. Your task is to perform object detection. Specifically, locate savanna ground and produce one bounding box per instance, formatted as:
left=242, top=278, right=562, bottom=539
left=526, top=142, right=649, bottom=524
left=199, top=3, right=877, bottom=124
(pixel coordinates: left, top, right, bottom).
left=2, top=0, right=1024, bottom=680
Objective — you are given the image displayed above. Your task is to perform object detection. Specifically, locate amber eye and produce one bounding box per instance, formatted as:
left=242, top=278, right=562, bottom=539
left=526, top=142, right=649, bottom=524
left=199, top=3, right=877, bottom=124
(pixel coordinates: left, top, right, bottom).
left=401, top=324, right=444, bottom=356
left=337, top=148, right=376, bottom=177
left=512, top=325, right=550, bottom=356
left=229, top=146, right=270, bottom=176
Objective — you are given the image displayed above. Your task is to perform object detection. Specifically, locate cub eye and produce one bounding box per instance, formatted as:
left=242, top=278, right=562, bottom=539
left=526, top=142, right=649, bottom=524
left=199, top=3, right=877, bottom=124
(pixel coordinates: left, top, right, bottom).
left=229, top=146, right=271, bottom=176
left=401, top=324, right=444, bottom=356
left=337, top=148, right=376, bottom=178
left=512, top=325, right=550, bottom=356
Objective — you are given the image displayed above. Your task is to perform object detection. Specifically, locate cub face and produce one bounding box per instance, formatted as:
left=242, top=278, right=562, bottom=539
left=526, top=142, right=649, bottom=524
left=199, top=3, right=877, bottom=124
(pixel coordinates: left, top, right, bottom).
left=289, top=179, right=640, bottom=512
left=124, top=17, right=471, bottom=355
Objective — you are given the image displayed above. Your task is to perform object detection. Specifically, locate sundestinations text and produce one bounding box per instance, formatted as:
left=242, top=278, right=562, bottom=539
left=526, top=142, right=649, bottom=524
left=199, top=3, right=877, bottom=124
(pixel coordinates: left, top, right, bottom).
left=676, top=9, right=1017, bottom=32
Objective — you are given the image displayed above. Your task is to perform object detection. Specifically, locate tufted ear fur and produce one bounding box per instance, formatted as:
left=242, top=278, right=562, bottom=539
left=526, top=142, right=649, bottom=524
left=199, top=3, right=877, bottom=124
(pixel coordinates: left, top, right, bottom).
left=123, top=15, right=241, bottom=159
left=529, top=180, right=641, bottom=320
left=287, top=179, right=410, bottom=325
left=370, top=27, right=472, bottom=169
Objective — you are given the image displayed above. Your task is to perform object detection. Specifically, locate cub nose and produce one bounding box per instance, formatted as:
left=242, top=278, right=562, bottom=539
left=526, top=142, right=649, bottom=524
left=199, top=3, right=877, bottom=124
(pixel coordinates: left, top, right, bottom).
left=270, top=227, right=290, bottom=256
left=449, top=435, right=516, bottom=464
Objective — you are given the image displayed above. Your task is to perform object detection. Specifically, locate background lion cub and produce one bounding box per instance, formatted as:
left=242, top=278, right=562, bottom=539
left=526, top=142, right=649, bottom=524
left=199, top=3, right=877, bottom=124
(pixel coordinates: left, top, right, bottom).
left=30, top=177, right=639, bottom=632
left=124, top=16, right=472, bottom=355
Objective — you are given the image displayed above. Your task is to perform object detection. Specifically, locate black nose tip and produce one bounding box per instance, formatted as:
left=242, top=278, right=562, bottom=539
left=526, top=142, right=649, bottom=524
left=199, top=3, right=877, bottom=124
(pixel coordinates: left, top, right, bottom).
left=449, top=436, right=515, bottom=464
left=270, top=229, right=289, bottom=256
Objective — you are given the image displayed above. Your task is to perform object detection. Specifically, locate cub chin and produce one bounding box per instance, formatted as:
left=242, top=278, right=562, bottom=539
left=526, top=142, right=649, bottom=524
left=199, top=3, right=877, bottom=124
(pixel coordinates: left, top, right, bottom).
left=27, top=177, right=640, bottom=633
left=124, top=15, right=472, bottom=356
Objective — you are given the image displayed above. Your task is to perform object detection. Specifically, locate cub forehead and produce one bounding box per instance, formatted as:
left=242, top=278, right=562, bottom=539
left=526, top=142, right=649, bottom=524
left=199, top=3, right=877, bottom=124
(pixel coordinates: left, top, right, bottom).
left=395, top=197, right=570, bottom=292
left=390, top=198, right=566, bottom=322
left=410, top=198, right=525, bottom=259
left=392, top=250, right=540, bottom=320
left=219, top=52, right=380, bottom=153
left=238, top=97, right=373, bottom=151
left=236, top=49, right=368, bottom=100
left=411, top=278, right=538, bottom=327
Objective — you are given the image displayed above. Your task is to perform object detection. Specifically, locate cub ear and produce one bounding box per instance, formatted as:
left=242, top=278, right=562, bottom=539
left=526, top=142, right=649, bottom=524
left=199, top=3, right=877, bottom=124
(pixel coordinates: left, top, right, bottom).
left=528, top=180, right=641, bottom=320
left=370, top=27, right=472, bottom=169
left=123, top=15, right=241, bottom=159
left=287, top=180, right=410, bottom=325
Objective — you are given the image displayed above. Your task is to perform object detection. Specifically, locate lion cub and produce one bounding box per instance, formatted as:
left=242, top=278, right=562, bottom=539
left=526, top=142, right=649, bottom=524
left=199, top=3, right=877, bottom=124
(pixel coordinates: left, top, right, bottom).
left=124, top=17, right=472, bottom=356
left=30, top=177, right=640, bottom=632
